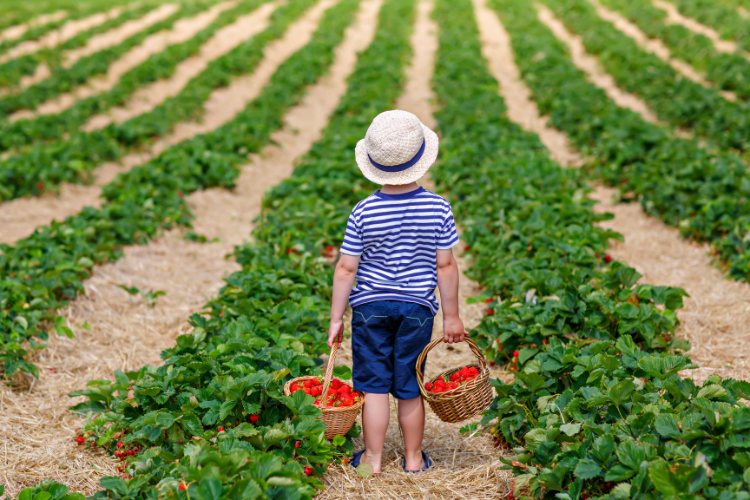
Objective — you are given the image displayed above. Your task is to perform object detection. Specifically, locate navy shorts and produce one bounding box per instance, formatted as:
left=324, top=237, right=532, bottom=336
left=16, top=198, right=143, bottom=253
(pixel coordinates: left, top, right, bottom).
left=351, top=300, right=434, bottom=400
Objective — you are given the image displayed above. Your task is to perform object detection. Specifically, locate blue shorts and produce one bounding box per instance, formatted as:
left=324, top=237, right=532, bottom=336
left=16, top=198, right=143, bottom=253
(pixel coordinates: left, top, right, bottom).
left=351, top=300, right=434, bottom=400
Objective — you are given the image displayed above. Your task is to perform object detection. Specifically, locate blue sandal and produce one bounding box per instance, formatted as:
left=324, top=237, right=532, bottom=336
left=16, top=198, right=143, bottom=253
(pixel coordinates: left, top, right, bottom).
left=403, top=451, right=433, bottom=473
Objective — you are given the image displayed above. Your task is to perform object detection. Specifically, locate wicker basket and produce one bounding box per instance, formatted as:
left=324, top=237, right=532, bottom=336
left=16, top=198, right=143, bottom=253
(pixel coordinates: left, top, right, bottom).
left=283, top=342, right=364, bottom=440
left=416, top=337, right=494, bottom=423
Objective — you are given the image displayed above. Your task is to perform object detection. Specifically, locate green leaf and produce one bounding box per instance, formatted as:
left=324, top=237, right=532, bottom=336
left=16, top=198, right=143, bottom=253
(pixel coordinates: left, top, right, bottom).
left=182, top=414, right=203, bottom=436
left=332, top=366, right=352, bottom=379
left=559, top=423, right=581, bottom=436
left=696, top=384, right=727, bottom=399
left=196, top=477, right=222, bottom=500
left=654, top=414, right=681, bottom=438
left=574, top=458, right=602, bottom=479
left=605, top=464, right=636, bottom=482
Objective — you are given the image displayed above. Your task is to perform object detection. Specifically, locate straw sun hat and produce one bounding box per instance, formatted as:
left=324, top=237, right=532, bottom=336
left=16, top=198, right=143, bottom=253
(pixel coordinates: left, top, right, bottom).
left=355, top=110, right=439, bottom=185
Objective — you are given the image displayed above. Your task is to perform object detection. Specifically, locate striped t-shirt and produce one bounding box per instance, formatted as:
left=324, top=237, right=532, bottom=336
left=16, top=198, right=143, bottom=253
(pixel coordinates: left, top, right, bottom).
left=340, top=187, right=459, bottom=315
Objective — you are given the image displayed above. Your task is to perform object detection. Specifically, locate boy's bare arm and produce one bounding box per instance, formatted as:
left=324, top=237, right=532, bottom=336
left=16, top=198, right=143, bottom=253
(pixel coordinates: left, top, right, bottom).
left=328, top=254, right=361, bottom=347
left=436, top=248, right=467, bottom=344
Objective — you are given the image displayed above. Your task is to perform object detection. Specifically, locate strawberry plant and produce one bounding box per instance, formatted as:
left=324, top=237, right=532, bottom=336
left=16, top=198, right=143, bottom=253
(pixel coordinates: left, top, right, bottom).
left=491, top=0, right=750, bottom=282
left=671, top=0, right=750, bottom=53
left=599, top=0, right=750, bottom=101
left=543, top=0, right=750, bottom=153
left=0, top=0, right=362, bottom=379
left=433, top=1, right=750, bottom=498
left=0, top=0, right=262, bottom=152
left=41, top=1, right=414, bottom=498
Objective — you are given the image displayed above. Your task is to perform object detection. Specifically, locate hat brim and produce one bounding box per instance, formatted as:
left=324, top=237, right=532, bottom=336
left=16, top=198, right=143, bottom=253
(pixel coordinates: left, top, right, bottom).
left=355, top=124, right=438, bottom=186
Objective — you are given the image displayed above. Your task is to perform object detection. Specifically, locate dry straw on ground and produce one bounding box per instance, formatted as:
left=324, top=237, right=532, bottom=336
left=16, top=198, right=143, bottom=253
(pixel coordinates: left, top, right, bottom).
left=0, top=0, right=382, bottom=495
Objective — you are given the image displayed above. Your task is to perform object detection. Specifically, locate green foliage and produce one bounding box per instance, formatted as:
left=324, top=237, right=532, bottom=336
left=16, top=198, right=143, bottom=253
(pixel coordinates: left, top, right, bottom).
left=544, top=0, right=750, bottom=153
left=671, top=0, right=750, bottom=53
left=58, top=1, right=416, bottom=498
left=0, top=0, right=362, bottom=379
left=599, top=0, right=750, bottom=101
left=491, top=0, right=750, bottom=282
left=432, top=0, right=750, bottom=499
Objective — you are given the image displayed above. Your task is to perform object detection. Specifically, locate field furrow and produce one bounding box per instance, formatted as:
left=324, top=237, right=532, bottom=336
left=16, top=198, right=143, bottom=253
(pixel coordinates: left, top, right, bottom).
left=11, top=2, right=236, bottom=121
left=670, top=0, right=750, bottom=53
left=0, top=10, right=67, bottom=45
left=83, top=2, right=280, bottom=131
left=0, top=5, right=127, bottom=66
left=0, top=0, right=377, bottom=492
left=652, top=0, right=742, bottom=55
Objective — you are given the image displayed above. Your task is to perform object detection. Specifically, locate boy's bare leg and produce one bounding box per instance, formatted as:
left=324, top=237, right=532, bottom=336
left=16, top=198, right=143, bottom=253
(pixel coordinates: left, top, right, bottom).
left=362, top=392, right=390, bottom=473
left=398, top=396, right=426, bottom=471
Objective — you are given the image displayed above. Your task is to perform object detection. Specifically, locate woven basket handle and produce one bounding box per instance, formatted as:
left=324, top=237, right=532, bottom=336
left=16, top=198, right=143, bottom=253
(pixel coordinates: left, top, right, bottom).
left=415, top=336, right=487, bottom=387
left=318, top=342, right=340, bottom=407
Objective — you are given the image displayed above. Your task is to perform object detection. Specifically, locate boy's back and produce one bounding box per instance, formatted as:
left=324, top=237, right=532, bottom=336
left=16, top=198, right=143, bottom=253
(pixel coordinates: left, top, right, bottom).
left=340, top=186, right=458, bottom=314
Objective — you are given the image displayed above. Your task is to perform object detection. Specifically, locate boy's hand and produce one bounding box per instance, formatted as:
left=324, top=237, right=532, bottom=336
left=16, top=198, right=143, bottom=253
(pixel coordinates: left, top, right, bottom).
left=328, top=319, right=344, bottom=348
left=443, top=315, right=467, bottom=344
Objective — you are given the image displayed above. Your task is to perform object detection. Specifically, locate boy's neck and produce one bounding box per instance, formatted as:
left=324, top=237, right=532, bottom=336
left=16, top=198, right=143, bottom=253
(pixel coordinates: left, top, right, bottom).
left=380, top=182, right=420, bottom=195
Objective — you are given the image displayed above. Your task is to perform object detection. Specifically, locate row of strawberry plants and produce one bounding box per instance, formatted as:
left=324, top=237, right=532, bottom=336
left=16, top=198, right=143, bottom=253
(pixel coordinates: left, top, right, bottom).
left=0, top=0, right=355, bottom=380
left=542, top=0, right=750, bottom=154
left=5, top=1, right=415, bottom=498
left=432, top=1, right=750, bottom=498
left=671, top=0, right=750, bottom=53
left=0, top=0, right=262, bottom=153
left=0, top=2, right=210, bottom=119
left=0, top=0, right=311, bottom=202
left=599, top=0, right=750, bottom=101
left=0, top=1, right=157, bottom=90
left=490, top=0, right=750, bottom=282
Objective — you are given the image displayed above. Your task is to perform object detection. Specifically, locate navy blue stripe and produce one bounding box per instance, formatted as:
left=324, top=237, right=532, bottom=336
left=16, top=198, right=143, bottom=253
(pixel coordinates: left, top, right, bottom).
left=368, top=139, right=426, bottom=173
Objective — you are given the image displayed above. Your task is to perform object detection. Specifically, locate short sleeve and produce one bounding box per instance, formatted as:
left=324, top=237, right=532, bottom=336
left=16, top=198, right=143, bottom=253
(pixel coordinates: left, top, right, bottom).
left=437, top=206, right=459, bottom=250
left=340, top=212, right=363, bottom=256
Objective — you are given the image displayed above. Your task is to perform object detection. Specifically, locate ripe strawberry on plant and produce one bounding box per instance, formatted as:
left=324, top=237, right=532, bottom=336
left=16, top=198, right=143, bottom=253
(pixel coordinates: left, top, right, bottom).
left=304, top=466, right=313, bottom=476
left=250, top=414, right=259, bottom=424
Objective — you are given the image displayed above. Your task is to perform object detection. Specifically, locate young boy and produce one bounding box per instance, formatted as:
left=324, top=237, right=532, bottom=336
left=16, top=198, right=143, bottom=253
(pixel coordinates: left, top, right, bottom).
left=327, top=110, right=468, bottom=474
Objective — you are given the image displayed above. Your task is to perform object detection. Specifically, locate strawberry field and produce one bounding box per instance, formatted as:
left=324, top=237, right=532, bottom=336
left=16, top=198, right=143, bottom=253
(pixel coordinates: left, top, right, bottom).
left=0, top=0, right=749, bottom=499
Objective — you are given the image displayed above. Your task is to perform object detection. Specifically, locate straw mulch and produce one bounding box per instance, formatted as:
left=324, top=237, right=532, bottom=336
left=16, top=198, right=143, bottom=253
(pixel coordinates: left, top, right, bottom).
left=591, top=186, right=750, bottom=384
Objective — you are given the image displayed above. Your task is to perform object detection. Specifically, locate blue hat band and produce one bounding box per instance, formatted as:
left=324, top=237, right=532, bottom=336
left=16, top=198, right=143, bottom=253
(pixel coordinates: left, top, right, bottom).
left=368, top=139, right=425, bottom=173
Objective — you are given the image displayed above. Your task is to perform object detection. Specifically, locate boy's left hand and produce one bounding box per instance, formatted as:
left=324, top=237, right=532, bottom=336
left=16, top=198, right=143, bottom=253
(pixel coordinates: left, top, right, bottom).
left=443, top=315, right=467, bottom=344
left=328, top=319, right=344, bottom=348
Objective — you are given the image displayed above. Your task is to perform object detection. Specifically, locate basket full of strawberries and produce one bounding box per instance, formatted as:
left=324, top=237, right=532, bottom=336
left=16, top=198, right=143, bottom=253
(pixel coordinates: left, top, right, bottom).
left=283, top=342, right=364, bottom=440
left=416, top=337, right=493, bottom=423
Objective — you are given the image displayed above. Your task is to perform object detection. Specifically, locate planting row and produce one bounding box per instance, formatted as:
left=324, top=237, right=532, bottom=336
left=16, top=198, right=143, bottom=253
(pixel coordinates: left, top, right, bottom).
left=432, top=0, right=750, bottom=498
left=546, top=0, right=750, bottom=154
left=599, top=0, right=750, bottom=101
left=670, top=0, right=750, bottom=53
left=0, top=2, right=156, bottom=90
left=0, top=0, right=311, bottom=202
left=0, top=0, right=261, bottom=153
left=0, top=0, right=347, bottom=379
left=492, top=0, right=750, bottom=282
left=6, top=0, right=417, bottom=498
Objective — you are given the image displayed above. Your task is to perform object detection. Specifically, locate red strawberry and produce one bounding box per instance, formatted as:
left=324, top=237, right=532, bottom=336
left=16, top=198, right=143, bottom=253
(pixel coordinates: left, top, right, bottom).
left=177, top=191, right=183, bottom=198
left=542, top=339, right=548, bottom=344
left=464, top=245, right=471, bottom=251
left=604, top=255, right=612, bottom=263
left=485, top=298, right=493, bottom=303
left=486, top=309, right=494, bottom=315
left=218, top=427, right=225, bottom=432
left=304, top=466, right=313, bottom=476
left=513, top=351, right=519, bottom=357
left=179, top=484, right=186, bottom=491
left=295, top=441, right=301, bottom=449
left=303, top=380, right=313, bottom=389
left=250, top=414, right=259, bottom=424
left=331, top=379, right=342, bottom=390
left=117, top=441, right=124, bottom=448
left=127, top=450, right=134, bottom=456
left=76, top=436, right=85, bottom=444
left=425, top=382, right=432, bottom=390
left=338, top=385, right=351, bottom=395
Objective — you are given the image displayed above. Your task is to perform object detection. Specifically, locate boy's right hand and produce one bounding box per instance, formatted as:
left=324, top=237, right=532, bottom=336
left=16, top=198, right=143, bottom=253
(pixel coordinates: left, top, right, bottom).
left=328, top=319, right=344, bottom=348
left=443, top=315, right=467, bottom=344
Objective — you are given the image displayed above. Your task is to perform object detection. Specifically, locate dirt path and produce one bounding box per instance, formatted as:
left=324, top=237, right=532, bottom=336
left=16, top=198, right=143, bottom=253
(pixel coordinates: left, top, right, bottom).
left=164, top=0, right=341, bottom=146
left=589, top=0, right=737, bottom=101
left=495, top=4, right=750, bottom=383
left=320, top=3, right=509, bottom=499
left=0, top=0, right=382, bottom=496
left=740, top=7, right=749, bottom=19
left=15, top=2, right=237, bottom=120
left=0, top=5, right=127, bottom=65
left=0, top=10, right=67, bottom=43
left=83, top=2, right=280, bottom=131
left=473, top=0, right=581, bottom=167
left=535, top=4, right=666, bottom=126
left=651, top=0, right=743, bottom=56
left=590, top=187, right=750, bottom=383
left=0, top=0, right=328, bottom=247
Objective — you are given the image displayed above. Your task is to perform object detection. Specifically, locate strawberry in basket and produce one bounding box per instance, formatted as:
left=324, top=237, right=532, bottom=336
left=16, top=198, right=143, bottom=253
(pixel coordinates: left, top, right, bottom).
left=424, top=365, right=479, bottom=393
left=289, top=377, right=362, bottom=407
